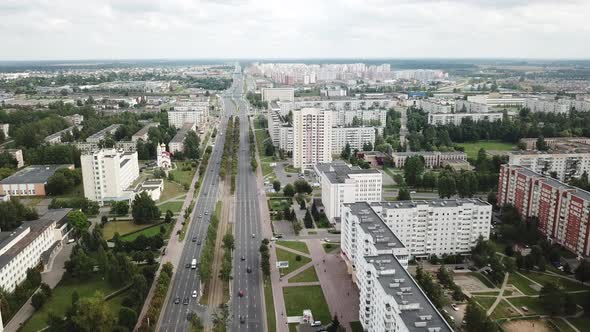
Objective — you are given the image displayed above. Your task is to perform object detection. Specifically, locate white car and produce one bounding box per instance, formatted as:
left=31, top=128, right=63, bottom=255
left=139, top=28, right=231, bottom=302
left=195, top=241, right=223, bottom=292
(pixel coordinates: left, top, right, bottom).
left=192, top=290, right=197, bottom=298
left=451, top=304, right=459, bottom=311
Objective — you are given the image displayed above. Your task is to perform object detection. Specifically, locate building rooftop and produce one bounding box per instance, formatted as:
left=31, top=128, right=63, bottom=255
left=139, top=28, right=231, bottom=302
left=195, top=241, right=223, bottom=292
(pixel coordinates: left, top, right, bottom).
left=347, top=202, right=405, bottom=251
left=391, top=151, right=467, bottom=157
left=44, top=125, right=78, bottom=142
left=365, top=253, right=452, bottom=332
left=371, top=198, right=490, bottom=209
left=132, top=122, right=158, bottom=138
left=0, top=164, right=72, bottom=185
left=316, top=161, right=380, bottom=184
left=87, top=124, right=121, bottom=142
left=0, top=208, right=71, bottom=270
left=170, top=122, right=195, bottom=143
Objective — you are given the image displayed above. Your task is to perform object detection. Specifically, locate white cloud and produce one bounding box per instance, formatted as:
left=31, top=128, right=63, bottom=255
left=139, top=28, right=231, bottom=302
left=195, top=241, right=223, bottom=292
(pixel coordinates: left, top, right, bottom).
left=0, top=0, right=589, bottom=60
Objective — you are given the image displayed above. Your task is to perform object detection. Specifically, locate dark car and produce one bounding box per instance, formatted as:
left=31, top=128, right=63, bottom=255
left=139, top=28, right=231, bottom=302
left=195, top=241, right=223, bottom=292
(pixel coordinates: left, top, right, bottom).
left=174, top=297, right=180, bottom=304
left=246, top=267, right=252, bottom=273
left=197, top=240, right=202, bottom=245
left=238, top=290, right=244, bottom=297
left=241, top=256, right=246, bottom=261
left=185, top=263, right=190, bottom=268
left=240, top=315, right=245, bottom=324
left=183, top=297, right=189, bottom=305
left=192, top=237, right=197, bottom=242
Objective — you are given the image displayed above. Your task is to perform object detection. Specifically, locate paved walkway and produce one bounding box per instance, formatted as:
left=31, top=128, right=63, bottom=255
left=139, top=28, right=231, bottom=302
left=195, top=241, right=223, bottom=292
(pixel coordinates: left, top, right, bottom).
left=5, top=242, right=74, bottom=331
left=306, top=240, right=359, bottom=330
left=487, top=273, right=509, bottom=316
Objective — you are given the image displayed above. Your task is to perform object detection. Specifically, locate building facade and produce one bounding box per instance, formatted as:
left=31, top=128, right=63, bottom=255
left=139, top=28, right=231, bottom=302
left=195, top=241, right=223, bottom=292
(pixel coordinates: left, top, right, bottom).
left=81, top=148, right=139, bottom=205
left=455, top=100, right=489, bottom=113
left=314, top=162, right=382, bottom=221
left=498, top=165, right=590, bottom=257
left=169, top=122, right=196, bottom=154
left=0, top=164, right=74, bottom=196
left=390, top=151, right=467, bottom=168
left=261, top=88, right=295, bottom=103
left=507, top=150, right=590, bottom=182
left=292, top=108, right=333, bottom=169
left=428, top=112, right=503, bottom=126
left=331, top=126, right=376, bottom=153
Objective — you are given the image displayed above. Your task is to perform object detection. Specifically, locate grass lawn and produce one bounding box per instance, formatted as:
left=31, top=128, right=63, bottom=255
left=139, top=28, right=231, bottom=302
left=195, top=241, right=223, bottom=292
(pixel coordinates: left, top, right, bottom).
left=170, top=161, right=196, bottom=187
left=21, top=278, right=121, bottom=332
left=276, top=240, right=309, bottom=254
left=506, top=296, right=547, bottom=315
left=264, top=279, right=276, bottom=332
left=283, top=285, right=331, bottom=323
left=456, top=140, right=514, bottom=159
left=472, top=291, right=501, bottom=296
left=268, top=198, right=292, bottom=212
left=159, top=180, right=186, bottom=202
left=520, top=271, right=589, bottom=292
left=551, top=318, right=577, bottom=332
left=288, top=324, right=298, bottom=332
left=260, top=155, right=276, bottom=180
left=470, top=272, right=496, bottom=288
left=473, top=296, right=496, bottom=311
left=568, top=316, right=590, bottom=332
left=322, top=243, right=340, bottom=254
left=276, top=248, right=311, bottom=276
left=490, top=299, right=520, bottom=320
left=350, top=321, right=364, bottom=332
left=120, top=223, right=170, bottom=241
left=508, top=272, right=540, bottom=295
left=102, top=220, right=149, bottom=240
left=288, top=266, right=319, bottom=283
left=157, top=201, right=184, bottom=214
left=284, top=165, right=298, bottom=173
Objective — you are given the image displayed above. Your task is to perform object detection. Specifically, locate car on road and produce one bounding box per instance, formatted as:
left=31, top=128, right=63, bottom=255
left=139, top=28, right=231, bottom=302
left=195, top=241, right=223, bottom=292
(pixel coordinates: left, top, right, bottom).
left=241, top=256, right=246, bottom=261
left=451, top=304, right=459, bottom=311
left=197, top=240, right=201, bottom=245
left=322, top=238, right=331, bottom=242
left=204, top=211, right=209, bottom=215
left=252, top=233, right=255, bottom=238
left=183, top=297, right=189, bottom=305
left=198, top=214, right=202, bottom=218
left=239, top=316, right=245, bottom=324
left=192, top=290, right=197, bottom=298
left=185, top=263, right=190, bottom=268
left=238, top=290, right=244, bottom=297
left=247, top=267, right=252, bottom=273
left=174, top=297, right=180, bottom=304
left=192, top=237, right=197, bottom=242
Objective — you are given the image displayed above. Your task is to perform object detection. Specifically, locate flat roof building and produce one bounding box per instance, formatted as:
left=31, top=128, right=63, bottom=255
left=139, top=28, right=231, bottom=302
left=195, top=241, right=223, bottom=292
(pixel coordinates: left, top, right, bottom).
left=86, top=124, right=121, bottom=143
left=0, top=164, right=74, bottom=196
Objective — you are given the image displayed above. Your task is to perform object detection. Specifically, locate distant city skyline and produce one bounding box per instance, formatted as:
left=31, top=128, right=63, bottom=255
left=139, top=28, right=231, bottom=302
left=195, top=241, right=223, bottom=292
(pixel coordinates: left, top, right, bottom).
left=1, top=0, right=589, bottom=60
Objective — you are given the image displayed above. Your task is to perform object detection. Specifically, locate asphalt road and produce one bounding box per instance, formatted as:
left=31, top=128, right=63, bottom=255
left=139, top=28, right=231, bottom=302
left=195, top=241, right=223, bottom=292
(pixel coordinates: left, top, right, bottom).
left=159, top=77, right=233, bottom=332
left=229, top=69, right=265, bottom=331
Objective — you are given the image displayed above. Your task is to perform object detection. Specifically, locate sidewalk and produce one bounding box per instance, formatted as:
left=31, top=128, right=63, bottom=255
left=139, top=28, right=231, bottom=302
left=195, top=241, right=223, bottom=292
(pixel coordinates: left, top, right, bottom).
left=5, top=242, right=74, bottom=331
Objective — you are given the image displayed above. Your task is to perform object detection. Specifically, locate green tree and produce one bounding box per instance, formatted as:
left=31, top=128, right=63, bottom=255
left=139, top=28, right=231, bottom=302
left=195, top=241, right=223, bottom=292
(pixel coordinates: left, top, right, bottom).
left=131, top=192, right=161, bottom=224
left=272, top=180, right=281, bottom=193
left=397, top=187, right=411, bottom=201
left=31, top=292, right=47, bottom=310
left=72, top=291, right=116, bottom=332
left=537, top=135, right=548, bottom=151
left=540, top=282, right=564, bottom=316
left=117, top=306, right=137, bottom=329
left=403, top=156, right=425, bottom=186
left=222, top=233, right=235, bottom=251
left=438, top=172, right=457, bottom=198
left=303, top=210, right=313, bottom=228
left=341, top=142, right=351, bottom=160
left=110, top=201, right=129, bottom=216
left=67, top=210, right=90, bottom=237
left=293, top=179, right=313, bottom=195
left=184, top=131, right=200, bottom=160
left=283, top=184, right=295, bottom=197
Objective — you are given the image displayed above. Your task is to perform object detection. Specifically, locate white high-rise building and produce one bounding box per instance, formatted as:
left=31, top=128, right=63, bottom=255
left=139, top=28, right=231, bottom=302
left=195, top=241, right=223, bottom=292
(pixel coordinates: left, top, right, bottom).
left=370, top=199, right=492, bottom=258
left=340, top=202, right=452, bottom=332
left=168, top=108, right=208, bottom=129
left=507, top=150, right=590, bottom=182
left=292, top=108, right=333, bottom=170
left=261, top=88, right=295, bottom=102
left=81, top=148, right=140, bottom=205
left=314, top=162, right=382, bottom=222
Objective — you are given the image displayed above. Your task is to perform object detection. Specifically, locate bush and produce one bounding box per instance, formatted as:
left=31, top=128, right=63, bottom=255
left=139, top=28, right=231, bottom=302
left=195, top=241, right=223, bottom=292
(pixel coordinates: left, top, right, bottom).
left=31, top=292, right=46, bottom=310
left=295, top=255, right=302, bottom=261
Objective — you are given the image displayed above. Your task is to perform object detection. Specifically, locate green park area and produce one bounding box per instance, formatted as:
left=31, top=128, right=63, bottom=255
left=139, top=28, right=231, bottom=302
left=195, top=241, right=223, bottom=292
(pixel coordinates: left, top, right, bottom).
left=169, top=161, right=197, bottom=188
left=322, top=243, right=340, bottom=254
left=157, top=200, right=184, bottom=214
left=283, top=285, right=331, bottom=323
left=268, top=198, right=293, bottom=213
left=102, top=219, right=148, bottom=240
left=21, top=278, right=125, bottom=332
left=276, top=248, right=311, bottom=276
left=276, top=240, right=309, bottom=254
left=159, top=180, right=186, bottom=202
left=456, top=140, right=514, bottom=159
left=120, top=223, right=170, bottom=241
left=288, top=266, right=319, bottom=283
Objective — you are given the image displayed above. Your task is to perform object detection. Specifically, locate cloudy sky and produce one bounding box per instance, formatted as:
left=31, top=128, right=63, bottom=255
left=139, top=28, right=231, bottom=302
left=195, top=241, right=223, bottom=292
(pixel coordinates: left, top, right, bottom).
left=1, top=0, right=589, bottom=60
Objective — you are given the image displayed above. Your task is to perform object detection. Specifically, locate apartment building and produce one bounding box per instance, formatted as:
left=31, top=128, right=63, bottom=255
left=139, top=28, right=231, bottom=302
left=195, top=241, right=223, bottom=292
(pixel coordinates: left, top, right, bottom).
left=131, top=122, right=159, bottom=142
left=261, top=88, right=294, bottom=102
left=278, top=126, right=293, bottom=152
left=81, top=148, right=139, bottom=205
left=455, top=100, right=489, bottom=113
left=498, top=165, right=590, bottom=256
left=86, top=124, right=121, bottom=143
left=168, top=107, right=208, bottom=129
left=370, top=199, right=492, bottom=258
left=332, top=109, right=387, bottom=127
left=418, top=99, right=452, bottom=113
left=0, top=164, right=74, bottom=196
left=331, top=126, right=376, bottom=153
left=278, top=99, right=395, bottom=115
left=64, top=113, right=84, bottom=126
left=44, top=125, right=81, bottom=144
left=0, top=123, right=9, bottom=138
left=524, top=98, right=571, bottom=114
left=507, top=150, right=590, bottom=182
left=390, top=151, right=467, bottom=168
left=292, top=108, right=333, bottom=170
left=3, top=149, right=24, bottom=168
left=169, top=122, right=196, bottom=154
left=0, top=209, right=71, bottom=292
left=467, top=94, right=525, bottom=107
left=340, top=202, right=452, bottom=332
left=314, top=162, right=382, bottom=221
left=520, top=137, right=590, bottom=150
left=428, top=112, right=503, bottom=125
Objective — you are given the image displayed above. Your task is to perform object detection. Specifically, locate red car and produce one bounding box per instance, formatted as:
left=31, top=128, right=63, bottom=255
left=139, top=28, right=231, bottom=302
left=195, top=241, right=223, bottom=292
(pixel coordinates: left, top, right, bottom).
left=238, top=290, right=244, bottom=297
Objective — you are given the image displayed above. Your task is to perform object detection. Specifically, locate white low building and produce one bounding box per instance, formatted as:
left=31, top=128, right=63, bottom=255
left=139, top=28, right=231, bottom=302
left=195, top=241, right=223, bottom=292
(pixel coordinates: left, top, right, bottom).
left=428, top=112, right=503, bottom=125
left=455, top=100, right=489, bottom=113
left=314, top=162, right=382, bottom=222
left=508, top=150, right=590, bottom=182
left=0, top=209, right=71, bottom=293
left=261, top=88, right=295, bottom=103
left=168, top=100, right=209, bottom=129
left=390, top=151, right=467, bottom=168
left=340, top=202, right=452, bottom=332
left=86, top=124, right=121, bottom=143
left=81, top=148, right=140, bottom=205
left=169, top=122, right=196, bottom=154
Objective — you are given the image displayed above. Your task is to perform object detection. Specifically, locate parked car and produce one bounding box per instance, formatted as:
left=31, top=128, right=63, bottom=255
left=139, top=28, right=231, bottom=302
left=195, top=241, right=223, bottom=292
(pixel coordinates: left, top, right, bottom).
left=174, top=297, right=180, bottom=304
left=238, top=290, right=244, bottom=297
left=183, top=297, right=189, bottom=305
left=192, top=290, right=197, bottom=298
left=451, top=304, right=459, bottom=311
left=247, top=267, right=252, bottom=273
